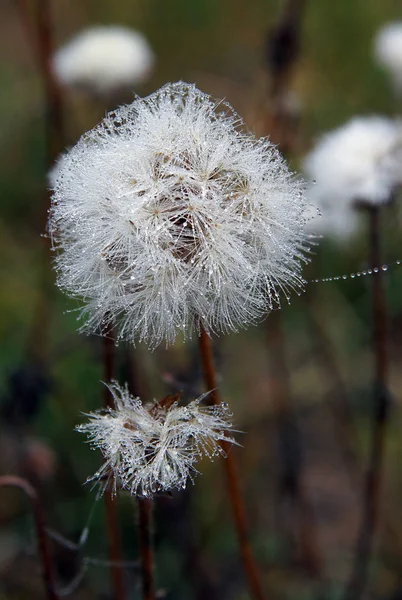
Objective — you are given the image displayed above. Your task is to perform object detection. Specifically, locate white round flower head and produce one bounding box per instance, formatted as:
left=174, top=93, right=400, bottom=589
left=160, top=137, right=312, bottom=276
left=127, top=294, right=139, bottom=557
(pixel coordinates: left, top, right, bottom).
left=52, top=26, right=154, bottom=95
left=374, top=23, right=402, bottom=92
left=76, top=382, right=236, bottom=497
left=49, top=82, right=311, bottom=348
left=303, top=116, right=402, bottom=239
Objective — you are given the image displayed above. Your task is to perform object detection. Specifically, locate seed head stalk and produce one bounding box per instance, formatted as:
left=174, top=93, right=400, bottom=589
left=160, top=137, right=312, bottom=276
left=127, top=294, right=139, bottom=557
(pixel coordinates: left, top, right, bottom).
left=16, top=0, right=64, bottom=367
left=0, top=475, right=58, bottom=600
left=343, top=205, right=390, bottom=600
left=266, top=311, right=321, bottom=576
left=305, top=289, right=360, bottom=483
left=137, top=497, right=155, bottom=600
left=123, top=347, right=156, bottom=600
left=264, top=0, right=321, bottom=577
left=103, top=334, right=126, bottom=600
left=265, top=0, right=306, bottom=152
left=198, top=327, right=266, bottom=600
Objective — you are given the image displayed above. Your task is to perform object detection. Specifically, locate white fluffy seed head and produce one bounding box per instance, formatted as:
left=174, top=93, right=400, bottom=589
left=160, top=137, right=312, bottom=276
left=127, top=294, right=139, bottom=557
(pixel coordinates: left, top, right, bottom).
left=76, top=382, right=236, bottom=497
left=52, top=26, right=155, bottom=94
left=374, top=23, right=402, bottom=92
left=49, top=82, right=311, bottom=348
left=303, top=116, right=402, bottom=239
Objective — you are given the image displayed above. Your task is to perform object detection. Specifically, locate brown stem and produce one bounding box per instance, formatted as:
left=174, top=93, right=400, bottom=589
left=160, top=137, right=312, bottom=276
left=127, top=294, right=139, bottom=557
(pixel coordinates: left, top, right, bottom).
left=121, top=346, right=156, bottom=600
left=198, top=327, right=266, bottom=600
left=15, top=0, right=65, bottom=365
left=305, top=290, right=360, bottom=482
left=103, top=335, right=126, bottom=600
left=266, top=312, right=321, bottom=576
left=0, top=475, right=58, bottom=600
left=343, top=206, right=390, bottom=600
left=137, top=497, right=155, bottom=600
left=16, top=0, right=64, bottom=163
left=264, top=0, right=307, bottom=151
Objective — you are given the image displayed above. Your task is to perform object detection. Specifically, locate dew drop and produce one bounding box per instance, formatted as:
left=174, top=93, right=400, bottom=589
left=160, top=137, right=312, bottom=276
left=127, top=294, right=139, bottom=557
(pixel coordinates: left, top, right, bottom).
left=351, top=273, right=356, bottom=279
left=374, top=267, right=379, bottom=273
left=382, top=264, right=388, bottom=271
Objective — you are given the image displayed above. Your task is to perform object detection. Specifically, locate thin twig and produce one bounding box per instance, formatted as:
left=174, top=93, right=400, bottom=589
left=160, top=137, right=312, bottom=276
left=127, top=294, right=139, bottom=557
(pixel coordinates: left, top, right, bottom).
left=343, top=205, right=390, bottom=600
left=0, top=475, right=58, bottom=600
left=122, top=346, right=156, bottom=600
left=198, top=327, right=266, bottom=600
left=103, top=334, right=126, bottom=600
left=266, top=311, right=321, bottom=576
left=16, top=0, right=64, bottom=162
left=137, top=497, right=155, bottom=600
left=264, top=0, right=307, bottom=151
left=15, top=0, right=64, bottom=367
left=305, top=290, right=360, bottom=483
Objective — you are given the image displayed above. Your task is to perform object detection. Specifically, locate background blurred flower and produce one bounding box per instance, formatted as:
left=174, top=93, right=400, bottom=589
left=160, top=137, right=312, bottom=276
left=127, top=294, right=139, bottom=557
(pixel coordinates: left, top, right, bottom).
left=52, top=26, right=155, bottom=95
left=77, top=382, right=236, bottom=497
left=374, top=23, right=402, bottom=93
left=303, top=116, right=402, bottom=239
left=49, top=81, right=311, bottom=348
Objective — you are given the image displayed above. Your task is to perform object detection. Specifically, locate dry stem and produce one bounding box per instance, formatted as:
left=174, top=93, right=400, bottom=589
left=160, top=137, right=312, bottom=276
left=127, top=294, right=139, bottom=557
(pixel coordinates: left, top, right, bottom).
left=198, top=327, right=266, bottom=600
left=103, top=334, right=126, bottom=600
left=343, top=206, right=390, bottom=600
left=0, top=475, right=58, bottom=600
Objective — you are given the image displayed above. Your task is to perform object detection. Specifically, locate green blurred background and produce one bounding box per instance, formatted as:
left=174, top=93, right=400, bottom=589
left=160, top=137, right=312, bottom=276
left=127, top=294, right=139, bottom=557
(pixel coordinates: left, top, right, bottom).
left=1, top=0, right=402, bottom=598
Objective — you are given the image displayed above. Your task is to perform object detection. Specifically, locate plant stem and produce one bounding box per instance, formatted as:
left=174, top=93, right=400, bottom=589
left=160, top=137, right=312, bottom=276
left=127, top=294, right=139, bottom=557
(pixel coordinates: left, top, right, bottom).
left=343, top=206, right=390, bottom=600
left=138, top=497, right=155, bottom=600
left=121, top=346, right=156, bottom=600
left=305, top=290, right=360, bottom=482
left=15, top=0, right=64, bottom=365
left=0, top=475, right=58, bottom=600
left=264, top=0, right=306, bottom=151
left=267, top=311, right=321, bottom=576
left=103, top=334, right=126, bottom=600
left=198, top=327, right=266, bottom=600
left=16, top=0, right=64, bottom=163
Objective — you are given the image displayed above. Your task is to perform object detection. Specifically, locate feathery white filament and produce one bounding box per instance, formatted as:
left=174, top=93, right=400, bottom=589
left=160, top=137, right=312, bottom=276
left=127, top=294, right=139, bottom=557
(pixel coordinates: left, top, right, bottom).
left=76, top=382, right=236, bottom=497
left=49, top=82, right=311, bottom=347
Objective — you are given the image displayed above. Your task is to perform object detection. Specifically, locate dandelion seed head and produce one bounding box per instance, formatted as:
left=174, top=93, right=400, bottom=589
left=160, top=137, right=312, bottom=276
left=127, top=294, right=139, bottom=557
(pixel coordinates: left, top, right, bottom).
left=303, top=116, right=402, bottom=239
left=52, top=26, right=154, bottom=94
left=374, top=23, right=402, bottom=92
left=76, top=382, right=236, bottom=497
left=49, top=82, right=311, bottom=347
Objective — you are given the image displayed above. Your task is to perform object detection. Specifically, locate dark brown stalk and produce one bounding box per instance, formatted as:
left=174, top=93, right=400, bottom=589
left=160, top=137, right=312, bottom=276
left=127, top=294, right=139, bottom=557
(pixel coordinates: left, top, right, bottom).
left=122, top=346, right=156, bottom=600
left=0, top=475, right=58, bottom=600
left=267, top=311, right=321, bottom=576
left=15, top=0, right=64, bottom=366
left=343, top=206, right=390, bottom=600
left=137, top=497, right=155, bottom=600
left=264, top=0, right=306, bottom=151
left=305, top=290, right=360, bottom=482
left=16, top=0, right=64, bottom=164
left=103, top=334, right=126, bottom=600
left=198, top=327, right=266, bottom=600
